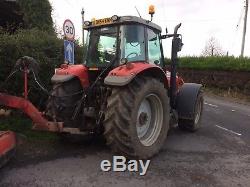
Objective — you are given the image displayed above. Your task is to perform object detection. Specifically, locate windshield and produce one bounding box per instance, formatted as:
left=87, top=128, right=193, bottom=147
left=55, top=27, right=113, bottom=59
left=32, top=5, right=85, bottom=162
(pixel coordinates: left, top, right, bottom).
left=85, top=24, right=147, bottom=67
left=85, top=26, right=118, bottom=67
left=120, top=25, right=146, bottom=62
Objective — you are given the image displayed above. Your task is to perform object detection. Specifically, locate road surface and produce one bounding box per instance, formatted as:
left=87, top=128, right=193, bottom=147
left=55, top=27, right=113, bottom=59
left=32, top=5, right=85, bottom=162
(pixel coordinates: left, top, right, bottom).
left=0, top=95, right=250, bottom=187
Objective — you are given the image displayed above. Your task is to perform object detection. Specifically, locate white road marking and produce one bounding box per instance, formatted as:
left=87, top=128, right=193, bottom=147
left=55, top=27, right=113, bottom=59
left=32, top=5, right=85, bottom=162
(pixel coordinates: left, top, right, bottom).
left=215, top=125, right=242, bottom=136
left=204, top=102, right=218, bottom=108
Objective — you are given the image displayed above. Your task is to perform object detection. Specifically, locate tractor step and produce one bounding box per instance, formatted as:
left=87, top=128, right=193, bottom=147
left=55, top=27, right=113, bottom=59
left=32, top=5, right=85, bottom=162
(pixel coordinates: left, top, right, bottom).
left=0, top=131, right=16, bottom=168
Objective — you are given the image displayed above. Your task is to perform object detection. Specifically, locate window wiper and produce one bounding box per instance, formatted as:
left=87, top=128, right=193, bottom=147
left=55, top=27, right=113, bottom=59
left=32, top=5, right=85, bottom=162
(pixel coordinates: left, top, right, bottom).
left=94, top=32, right=117, bottom=36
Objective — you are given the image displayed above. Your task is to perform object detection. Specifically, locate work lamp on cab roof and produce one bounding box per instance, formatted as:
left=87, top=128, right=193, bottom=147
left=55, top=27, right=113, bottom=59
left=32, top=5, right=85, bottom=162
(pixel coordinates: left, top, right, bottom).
left=84, top=21, right=91, bottom=26
left=111, top=15, right=119, bottom=21
left=149, top=5, right=155, bottom=21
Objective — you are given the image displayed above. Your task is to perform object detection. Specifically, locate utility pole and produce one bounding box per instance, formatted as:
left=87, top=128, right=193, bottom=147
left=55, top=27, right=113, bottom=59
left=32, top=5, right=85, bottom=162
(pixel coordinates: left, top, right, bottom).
left=81, top=8, right=85, bottom=45
left=241, top=0, right=248, bottom=57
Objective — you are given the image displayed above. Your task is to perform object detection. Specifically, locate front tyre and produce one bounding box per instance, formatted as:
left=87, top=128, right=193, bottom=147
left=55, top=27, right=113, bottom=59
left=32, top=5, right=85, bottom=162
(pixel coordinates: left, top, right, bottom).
left=178, top=91, right=204, bottom=132
left=104, top=77, right=170, bottom=159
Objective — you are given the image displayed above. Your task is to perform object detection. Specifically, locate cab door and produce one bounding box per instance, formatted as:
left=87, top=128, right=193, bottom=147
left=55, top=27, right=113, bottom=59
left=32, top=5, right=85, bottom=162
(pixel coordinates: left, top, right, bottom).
left=146, top=28, right=163, bottom=67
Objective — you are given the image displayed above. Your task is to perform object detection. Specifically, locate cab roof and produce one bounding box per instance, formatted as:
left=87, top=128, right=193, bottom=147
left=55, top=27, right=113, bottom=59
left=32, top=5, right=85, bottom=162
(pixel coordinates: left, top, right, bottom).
left=83, top=15, right=162, bottom=32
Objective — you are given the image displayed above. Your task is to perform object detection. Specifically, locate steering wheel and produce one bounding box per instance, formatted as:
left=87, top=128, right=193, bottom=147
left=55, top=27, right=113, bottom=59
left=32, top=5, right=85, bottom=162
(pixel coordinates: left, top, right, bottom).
left=126, top=52, right=138, bottom=59
left=129, top=42, right=140, bottom=47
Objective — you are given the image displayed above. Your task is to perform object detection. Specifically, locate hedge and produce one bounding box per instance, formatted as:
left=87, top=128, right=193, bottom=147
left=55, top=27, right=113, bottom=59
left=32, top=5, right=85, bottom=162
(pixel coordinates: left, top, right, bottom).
left=165, top=56, right=250, bottom=71
left=0, top=29, right=83, bottom=108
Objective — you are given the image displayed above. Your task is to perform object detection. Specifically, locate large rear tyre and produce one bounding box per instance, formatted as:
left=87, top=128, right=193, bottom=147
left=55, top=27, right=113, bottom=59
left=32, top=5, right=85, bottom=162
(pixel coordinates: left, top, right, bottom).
left=45, top=78, right=83, bottom=128
left=104, top=77, right=170, bottom=159
left=178, top=91, right=204, bottom=132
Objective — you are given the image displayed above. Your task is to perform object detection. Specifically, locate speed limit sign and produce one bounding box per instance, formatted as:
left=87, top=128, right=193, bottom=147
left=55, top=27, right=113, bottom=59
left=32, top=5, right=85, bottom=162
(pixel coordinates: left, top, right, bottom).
left=63, top=19, right=75, bottom=41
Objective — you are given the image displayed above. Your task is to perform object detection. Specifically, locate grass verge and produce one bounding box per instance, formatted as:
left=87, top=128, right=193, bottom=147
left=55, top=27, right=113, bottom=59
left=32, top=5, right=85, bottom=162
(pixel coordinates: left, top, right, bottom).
left=204, top=87, right=250, bottom=104
left=0, top=114, right=58, bottom=142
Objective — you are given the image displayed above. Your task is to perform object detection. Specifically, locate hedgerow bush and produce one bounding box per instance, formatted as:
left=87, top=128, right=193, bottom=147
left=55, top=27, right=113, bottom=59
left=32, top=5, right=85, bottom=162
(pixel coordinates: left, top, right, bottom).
left=0, top=28, right=83, bottom=107
left=165, top=56, right=250, bottom=71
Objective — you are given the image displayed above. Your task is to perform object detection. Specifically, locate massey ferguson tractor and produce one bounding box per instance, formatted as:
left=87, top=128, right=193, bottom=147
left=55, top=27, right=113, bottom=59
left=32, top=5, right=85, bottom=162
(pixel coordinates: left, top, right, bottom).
left=0, top=8, right=203, bottom=162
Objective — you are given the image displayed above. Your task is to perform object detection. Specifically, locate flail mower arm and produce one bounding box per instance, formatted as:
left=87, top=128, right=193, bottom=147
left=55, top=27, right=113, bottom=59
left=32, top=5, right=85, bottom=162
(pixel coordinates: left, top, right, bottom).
left=0, top=93, right=62, bottom=132
left=0, top=57, right=63, bottom=132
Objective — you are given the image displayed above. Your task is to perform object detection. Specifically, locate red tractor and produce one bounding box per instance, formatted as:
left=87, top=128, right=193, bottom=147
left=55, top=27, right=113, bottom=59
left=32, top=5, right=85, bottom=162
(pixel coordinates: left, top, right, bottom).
left=0, top=14, right=203, bottom=160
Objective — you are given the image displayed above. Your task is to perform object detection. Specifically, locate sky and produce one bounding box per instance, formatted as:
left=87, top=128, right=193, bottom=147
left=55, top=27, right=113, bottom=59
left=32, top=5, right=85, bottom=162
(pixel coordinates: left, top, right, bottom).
left=49, top=0, right=250, bottom=57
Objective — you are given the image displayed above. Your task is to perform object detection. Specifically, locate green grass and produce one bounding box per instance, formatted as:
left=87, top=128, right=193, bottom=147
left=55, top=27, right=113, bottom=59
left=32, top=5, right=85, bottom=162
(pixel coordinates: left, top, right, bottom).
left=204, top=86, right=250, bottom=103
left=0, top=115, right=58, bottom=142
left=165, top=56, right=250, bottom=71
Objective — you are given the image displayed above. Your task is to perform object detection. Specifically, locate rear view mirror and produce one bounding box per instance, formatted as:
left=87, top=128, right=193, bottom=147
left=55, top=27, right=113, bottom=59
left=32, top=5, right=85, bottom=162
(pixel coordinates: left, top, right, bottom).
left=175, top=37, right=183, bottom=52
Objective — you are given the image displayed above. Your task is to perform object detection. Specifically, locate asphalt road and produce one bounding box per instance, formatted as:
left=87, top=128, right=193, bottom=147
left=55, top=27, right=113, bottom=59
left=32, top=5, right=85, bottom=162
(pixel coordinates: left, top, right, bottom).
left=0, top=95, right=250, bottom=187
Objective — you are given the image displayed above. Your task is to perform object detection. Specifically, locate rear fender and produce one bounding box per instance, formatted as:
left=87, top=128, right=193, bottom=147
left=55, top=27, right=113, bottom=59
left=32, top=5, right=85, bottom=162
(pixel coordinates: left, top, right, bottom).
left=54, top=64, right=89, bottom=87
left=104, top=62, right=168, bottom=88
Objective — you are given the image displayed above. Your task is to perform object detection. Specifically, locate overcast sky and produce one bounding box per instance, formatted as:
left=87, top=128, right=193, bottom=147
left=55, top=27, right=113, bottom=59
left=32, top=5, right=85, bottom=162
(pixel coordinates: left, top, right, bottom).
left=49, top=0, right=250, bottom=57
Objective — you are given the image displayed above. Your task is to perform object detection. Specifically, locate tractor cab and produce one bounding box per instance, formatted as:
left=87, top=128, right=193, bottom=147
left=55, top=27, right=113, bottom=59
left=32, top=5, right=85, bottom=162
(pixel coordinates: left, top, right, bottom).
left=83, top=16, right=164, bottom=68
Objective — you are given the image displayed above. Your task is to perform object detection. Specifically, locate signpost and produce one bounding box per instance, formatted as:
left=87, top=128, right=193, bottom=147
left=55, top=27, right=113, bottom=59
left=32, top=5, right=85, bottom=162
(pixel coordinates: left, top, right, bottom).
left=63, top=19, right=75, bottom=41
left=63, top=19, right=75, bottom=64
left=64, top=40, right=74, bottom=64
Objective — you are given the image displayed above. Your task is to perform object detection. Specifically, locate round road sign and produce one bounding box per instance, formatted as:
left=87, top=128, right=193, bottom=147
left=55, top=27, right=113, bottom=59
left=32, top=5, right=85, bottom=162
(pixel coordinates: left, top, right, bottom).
left=63, top=19, right=75, bottom=41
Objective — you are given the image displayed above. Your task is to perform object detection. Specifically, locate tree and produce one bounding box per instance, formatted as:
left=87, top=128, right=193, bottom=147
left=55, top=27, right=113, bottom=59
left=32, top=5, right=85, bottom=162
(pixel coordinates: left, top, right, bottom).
left=201, top=37, right=225, bottom=56
left=0, top=0, right=54, bottom=33
left=18, top=0, right=54, bottom=33
left=0, top=1, right=24, bottom=33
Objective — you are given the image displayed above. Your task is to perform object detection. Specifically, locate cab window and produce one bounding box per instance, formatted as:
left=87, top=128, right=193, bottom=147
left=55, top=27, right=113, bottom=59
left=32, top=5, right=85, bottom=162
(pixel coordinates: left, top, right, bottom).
left=120, top=25, right=146, bottom=62
left=147, top=29, right=162, bottom=66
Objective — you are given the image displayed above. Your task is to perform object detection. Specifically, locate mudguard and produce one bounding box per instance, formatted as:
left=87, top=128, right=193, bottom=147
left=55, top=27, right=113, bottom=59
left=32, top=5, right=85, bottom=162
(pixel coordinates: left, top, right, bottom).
left=176, top=83, right=203, bottom=119
left=104, top=62, right=168, bottom=87
left=54, top=64, right=89, bottom=87
left=51, top=74, right=76, bottom=83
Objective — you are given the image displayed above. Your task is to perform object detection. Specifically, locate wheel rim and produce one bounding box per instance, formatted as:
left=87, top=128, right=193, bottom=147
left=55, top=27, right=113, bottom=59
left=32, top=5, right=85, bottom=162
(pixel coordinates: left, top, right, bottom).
left=136, top=94, right=163, bottom=146
left=194, top=98, right=202, bottom=124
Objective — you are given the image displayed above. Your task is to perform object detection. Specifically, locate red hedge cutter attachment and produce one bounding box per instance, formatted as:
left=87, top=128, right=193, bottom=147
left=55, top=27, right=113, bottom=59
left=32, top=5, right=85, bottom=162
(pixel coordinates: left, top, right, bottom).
left=0, top=57, right=64, bottom=167
left=0, top=56, right=64, bottom=132
left=0, top=131, right=16, bottom=168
